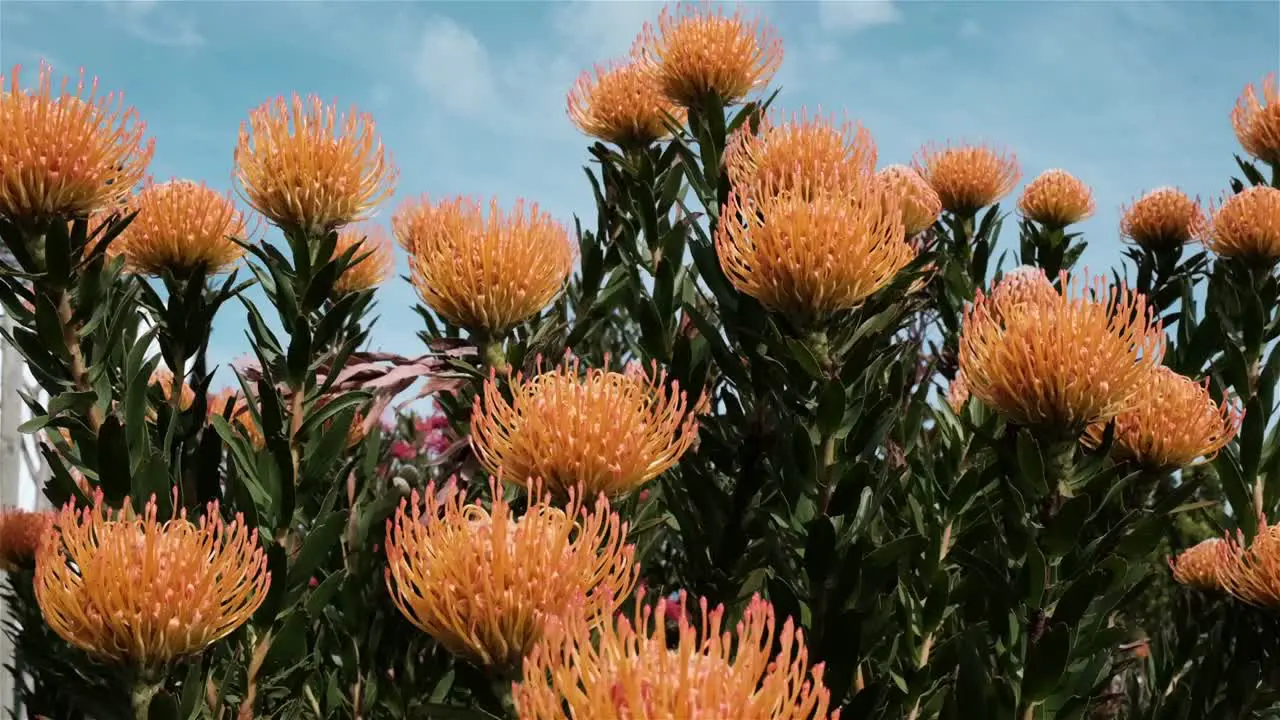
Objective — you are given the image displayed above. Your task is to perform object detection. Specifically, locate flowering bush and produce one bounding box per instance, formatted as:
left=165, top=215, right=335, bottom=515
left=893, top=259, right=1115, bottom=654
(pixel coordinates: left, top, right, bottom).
left=0, top=3, right=1279, bottom=719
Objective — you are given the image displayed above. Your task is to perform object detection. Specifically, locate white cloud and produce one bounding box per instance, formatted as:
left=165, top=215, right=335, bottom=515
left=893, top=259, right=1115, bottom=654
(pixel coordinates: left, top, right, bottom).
left=549, top=1, right=663, bottom=61
left=958, top=19, right=982, bottom=38
left=818, top=0, right=902, bottom=33
left=413, top=16, right=501, bottom=118
left=107, top=0, right=205, bottom=47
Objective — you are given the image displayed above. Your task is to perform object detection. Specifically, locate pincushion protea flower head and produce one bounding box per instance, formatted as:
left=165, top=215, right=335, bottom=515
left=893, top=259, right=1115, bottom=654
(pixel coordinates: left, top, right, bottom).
left=715, top=170, right=913, bottom=326
left=567, top=60, right=685, bottom=148
left=0, top=61, right=154, bottom=224
left=114, top=179, right=250, bottom=276
left=1017, top=169, right=1096, bottom=229
left=471, top=353, right=701, bottom=498
left=876, top=164, right=942, bottom=237
left=634, top=2, right=783, bottom=108
left=913, top=141, right=1021, bottom=217
left=1206, top=186, right=1280, bottom=265
left=1082, top=366, right=1242, bottom=471
left=514, top=590, right=840, bottom=720
left=384, top=478, right=638, bottom=670
left=958, top=269, right=1165, bottom=433
left=0, top=508, right=54, bottom=572
left=1232, top=73, right=1280, bottom=166
left=1120, top=187, right=1207, bottom=251
left=725, top=110, right=877, bottom=199
left=398, top=195, right=576, bottom=335
left=234, top=94, right=397, bottom=237
left=1215, top=523, right=1280, bottom=608
left=1170, top=537, right=1227, bottom=591
left=34, top=492, right=269, bottom=668
left=331, top=222, right=394, bottom=294
left=208, top=389, right=264, bottom=450
left=150, top=367, right=195, bottom=411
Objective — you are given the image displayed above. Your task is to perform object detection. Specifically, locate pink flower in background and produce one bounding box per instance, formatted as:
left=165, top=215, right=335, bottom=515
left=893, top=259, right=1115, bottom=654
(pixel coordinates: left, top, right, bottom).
left=390, top=440, right=417, bottom=461
left=415, top=414, right=449, bottom=435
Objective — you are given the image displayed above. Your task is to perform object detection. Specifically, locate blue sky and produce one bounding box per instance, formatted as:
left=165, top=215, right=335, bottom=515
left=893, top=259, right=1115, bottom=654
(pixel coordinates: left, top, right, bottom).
left=2, top=0, right=1278, bottom=390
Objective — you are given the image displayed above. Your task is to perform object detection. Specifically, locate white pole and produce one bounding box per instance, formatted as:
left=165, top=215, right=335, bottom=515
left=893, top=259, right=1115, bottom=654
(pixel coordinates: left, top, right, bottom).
left=0, top=310, right=24, bottom=716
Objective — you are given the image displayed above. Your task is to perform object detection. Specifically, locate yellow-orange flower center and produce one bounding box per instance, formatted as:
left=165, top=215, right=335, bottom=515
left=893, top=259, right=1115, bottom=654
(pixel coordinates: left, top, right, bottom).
left=332, top=222, right=394, bottom=294
left=726, top=110, right=877, bottom=199
left=876, top=164, right=943, bottom=237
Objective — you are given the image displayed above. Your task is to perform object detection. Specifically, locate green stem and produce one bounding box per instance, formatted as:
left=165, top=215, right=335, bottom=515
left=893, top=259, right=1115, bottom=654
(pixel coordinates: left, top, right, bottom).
left=481, top=338, right=508, bottom=373
left=131, top=678, right=159, bottom=720
left=817, top=431, right=838, bottom=515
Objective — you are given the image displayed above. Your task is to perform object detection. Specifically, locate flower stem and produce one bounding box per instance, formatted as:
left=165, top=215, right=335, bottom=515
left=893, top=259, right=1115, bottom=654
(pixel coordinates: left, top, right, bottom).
left=132, top=678, right=160, bottom=720
left=57, top=289, right=103, bottom=432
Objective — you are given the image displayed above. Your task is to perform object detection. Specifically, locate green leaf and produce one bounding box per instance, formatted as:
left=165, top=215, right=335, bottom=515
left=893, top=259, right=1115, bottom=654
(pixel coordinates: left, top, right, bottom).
left=1021, top=622, right=1072, bottom=702
left=302, top=407, right=356, bottom=482
left=785, top=337, right=823, bottom=380
left=286, top=510, right=349, bottom=590
left=1016, top=430, right=1048, bottom=497
left=1024, top=543, right=1047, bottom=610
left=1043, top=495, right=1091, bottom=557
left=261, top=610, right=308, bottom=674
left=96, top=416, right=132, bottom=504
left=804, top=517, right=837, bottom=591
left=306, top=569, right=348, bottom=618
left=132, top=450, right=173, bottom=521
left=815, top=380, right=846, bottom=436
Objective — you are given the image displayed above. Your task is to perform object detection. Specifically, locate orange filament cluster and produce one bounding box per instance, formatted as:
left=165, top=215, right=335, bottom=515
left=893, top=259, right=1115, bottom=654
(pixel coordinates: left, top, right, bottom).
left=0, top=61, right=154, bottom=223
left=567, top=61, right=685, bottom=147
left=959, top=270, right=1165, bottom=432
left=331, top=222, right=394, bottom=294
left=34, top=493, right=269, bottom=668
left=1206, top=186, right=1280, bottom=265
left=1232, top=73, right=1280, bottom=166
left=913, top=141, right=1021, bottom=217
left=1120, top=187, right=1207, bottom=251
left=514, top=591, right=839, bottom=719
left=384, top=479, right=638, bottom=670
left=234, top=94, right=397, bottom=236
left=471, top=354, right=701, bottom=499
left=114, top=179, right=249, bottom=275
left=1017, top=169, right=1096, bottom=229
left=397, top=195, right=575, bottom=335
left=634, top=2, right=783, bottom=107
left=876, top=164, right=943, bottom=237
left=725, top=110, right=877, bottom=199
left=1083, top=366, right=1242, bottom=471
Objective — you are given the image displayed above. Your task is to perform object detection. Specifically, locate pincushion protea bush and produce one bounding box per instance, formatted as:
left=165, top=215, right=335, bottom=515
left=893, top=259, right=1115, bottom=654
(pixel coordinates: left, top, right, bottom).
left=0, top=4, right=1279, bottom=720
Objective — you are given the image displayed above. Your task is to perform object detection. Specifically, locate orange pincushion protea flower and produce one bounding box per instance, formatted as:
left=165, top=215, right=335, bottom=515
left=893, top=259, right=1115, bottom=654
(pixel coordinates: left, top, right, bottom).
left=567, top=61, right=685, bottom=147
left=384, top=479, right=638, bottom=670
left=1120, top=187, right=1207, bottom=251
left=234, top=94, right=397, bottom=237
left=913, top=142, right=1021, bottom=217
left=0, top=508, right=54, bottom=572
left=34, top=493, right=269, bottom=667
left=1216, top=524, right=1280, bottom=608
left=1017, top=169, right=1096, bottom=228
left=113, top=179, right=249, bottom=275
left=1206, top=186, right=1280, bottom=264
left=1232, top=73, right=1280, bottom=166
left=959, top=270, right=1164, bottom=433
left=398, top=195, right=575, bottom=335
left=635, top=2, right=783, bottom=107
left=332, top=222, right=394, bottom=294
left=150, top=367, right=195, bottom=411
left=514, top=591, right=839, bottom=720
left=471, top=354, right=701, bottom=498
left=715, top=171, right=913, bottom=326
left=0, top=62, right=154, bottom=223
left=725, top=110, right=877, bottom=199
left=208, top=389, right=264, bottom=450
left=1082, top=366, right=1242, bottom=471
left=1170, top=538, right=1227, bottom=591
left=876, top=164, right=942, bottom=237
